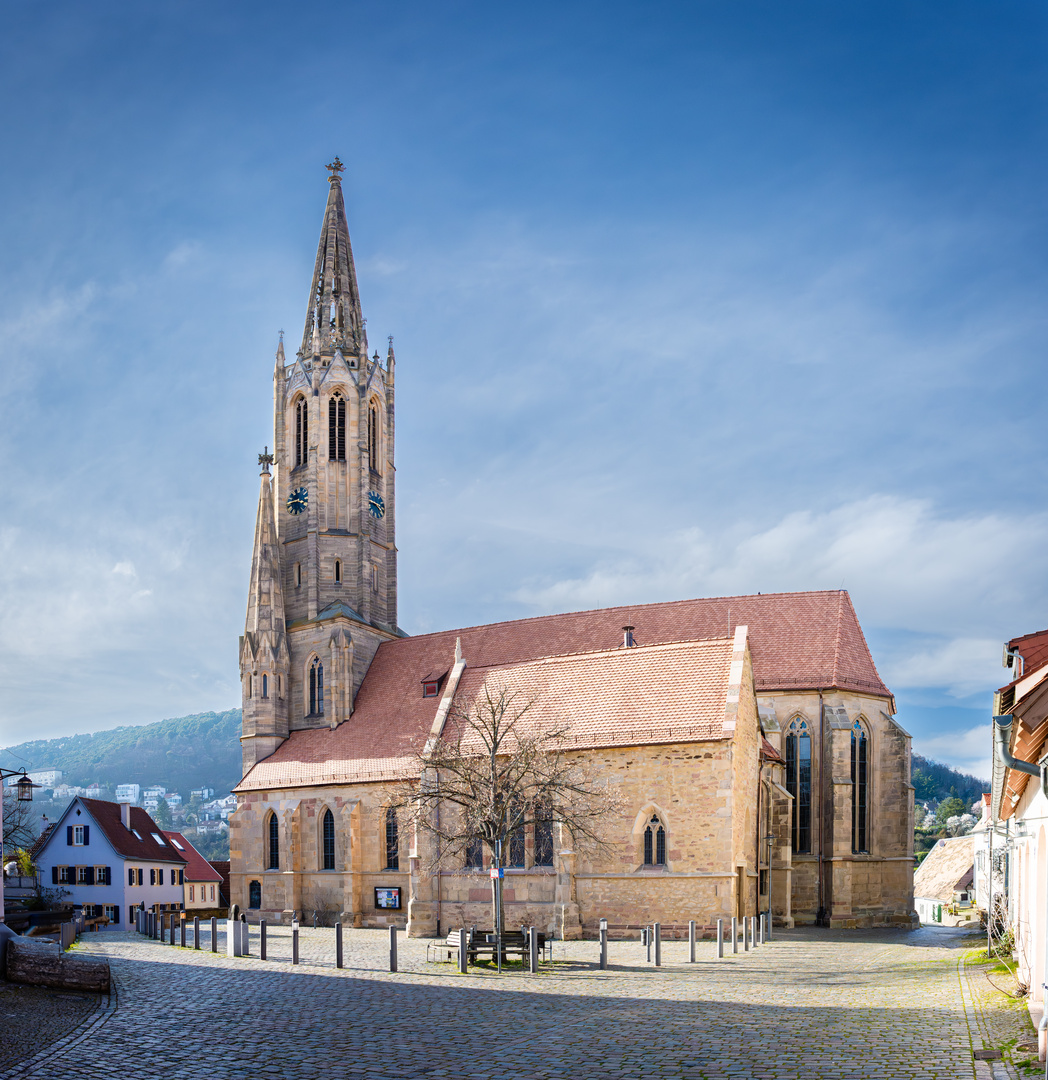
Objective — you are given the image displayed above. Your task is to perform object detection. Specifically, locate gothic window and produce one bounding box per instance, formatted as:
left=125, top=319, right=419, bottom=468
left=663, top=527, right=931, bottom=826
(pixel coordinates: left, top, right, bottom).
left=248, top=880, right=262, bottom=909
left=385, top=807, right=399, bottom=870
left=534, top=803, right=554, bottom=867
left=295, top=563, right=302, bottom=588
left=246, top=675, right=252, bottom=699
left=785, top=718, right=812, bottom=853
left=328, top=394, right=346, bottom=461
left=643, top=814, right=666, bottom=866
left=267, top=814, right=279, bottom=870
left=508, top=803, right=526, bottom=868
left=368, top=402, right=379, bottom=472
left=308, top=657, right=324, bottom=716
left=464, top=836, right=484, bottom=869
left=334, top=560, right=341, bottom=584
left=322, top=809, right=336, bottom=870
left=852, top=720, right=869, bottom=853
left=261, top=674, right=268, bottom=699
left=294, top=397, right=308, bottom=468
left=371, top=563, right=379, bottom=593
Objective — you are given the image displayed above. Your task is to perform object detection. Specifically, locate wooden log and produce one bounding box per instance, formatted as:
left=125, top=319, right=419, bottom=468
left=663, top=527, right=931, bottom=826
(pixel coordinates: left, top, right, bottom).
left=6, top=937, right=110, bottom=993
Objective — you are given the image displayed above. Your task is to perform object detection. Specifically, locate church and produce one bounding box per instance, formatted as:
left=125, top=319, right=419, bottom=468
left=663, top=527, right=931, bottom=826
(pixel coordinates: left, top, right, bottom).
left=229, top=161, right=917, bottom=936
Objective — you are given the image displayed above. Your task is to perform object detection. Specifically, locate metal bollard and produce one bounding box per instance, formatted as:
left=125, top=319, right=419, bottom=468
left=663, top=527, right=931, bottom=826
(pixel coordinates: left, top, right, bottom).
left=313, top=911, right=318, bottom=929
left=717, top=918, right=724, bottom=958
left=211, top=916, right=217, bottom=953
left=643, top=927, right=651, bottom=963
left=731, top=916, right=738, bottom=954
left=260, top=920, right=267, bottom=961
left=529, top=926, right=538, bottom=974
left=688, top=920, right=696, bottom=963
left=654, top=922, right=662, bottom=967
left=292, top=926, right=300, bottom=965
left=241, top=914, right=250, bottom=957
left=194, top=916, right=200, bottom=950
left=750, top=915, right=757, bottom=947
left=757, top=913, right=764, bottom=945
left=599, top=924, right=608, bottom=970
left=458, top=927, right=468, bottom=973
left=336, top=921, right=343, bottom=969
left=744, top=916, right=750, bottom=952
left=389, top=925, right=398, bottom=972
left=765, top=911, right=772, bottom=942
left=180, top=915, right=186, bottom=948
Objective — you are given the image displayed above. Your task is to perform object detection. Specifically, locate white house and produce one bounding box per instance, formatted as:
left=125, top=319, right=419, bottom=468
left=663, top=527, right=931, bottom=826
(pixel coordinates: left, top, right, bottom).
left=33, top=797, right=186, bottom=929
left=115, top=784, right=141, bottom=804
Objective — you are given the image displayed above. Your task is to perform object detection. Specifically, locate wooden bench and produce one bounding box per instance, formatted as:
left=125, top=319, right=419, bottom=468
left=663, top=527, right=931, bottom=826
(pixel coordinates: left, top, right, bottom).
left=427, top=927, right=551, bottom=964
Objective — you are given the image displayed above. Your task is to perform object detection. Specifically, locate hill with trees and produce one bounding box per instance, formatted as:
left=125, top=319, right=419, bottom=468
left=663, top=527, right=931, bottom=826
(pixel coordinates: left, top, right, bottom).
left=910, top=753, right=988, bottom=807
left=0, top=710, right=242, bottom=796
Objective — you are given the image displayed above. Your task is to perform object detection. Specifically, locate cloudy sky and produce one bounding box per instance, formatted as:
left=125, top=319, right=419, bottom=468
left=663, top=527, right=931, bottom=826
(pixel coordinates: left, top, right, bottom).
left=2, top=1, right=1046, bottom=780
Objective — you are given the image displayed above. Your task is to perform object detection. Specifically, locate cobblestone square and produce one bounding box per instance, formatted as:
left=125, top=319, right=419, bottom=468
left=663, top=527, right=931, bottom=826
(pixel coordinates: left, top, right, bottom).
left=0, top=924, right=1024, bottom=1079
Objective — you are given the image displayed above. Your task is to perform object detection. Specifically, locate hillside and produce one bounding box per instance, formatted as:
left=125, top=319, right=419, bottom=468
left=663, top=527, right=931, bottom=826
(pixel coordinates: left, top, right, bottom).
left=0, top=710, right=242, bottom=796
left=911, top=753, right=987, bottom=807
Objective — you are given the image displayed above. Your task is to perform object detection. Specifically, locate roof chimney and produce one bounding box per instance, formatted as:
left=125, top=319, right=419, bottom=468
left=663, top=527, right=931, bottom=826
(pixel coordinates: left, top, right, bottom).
left=120, top=802, right=131, bottom=830
left=622, top=625, right=636, bottom=648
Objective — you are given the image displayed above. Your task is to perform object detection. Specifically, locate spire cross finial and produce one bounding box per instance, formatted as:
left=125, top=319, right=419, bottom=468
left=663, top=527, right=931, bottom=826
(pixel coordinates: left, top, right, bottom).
left=258, top=446, right=274, bottom=473
left=326, top=156, right=345, bottom=179
left=278, top=329, right=284, bottom=342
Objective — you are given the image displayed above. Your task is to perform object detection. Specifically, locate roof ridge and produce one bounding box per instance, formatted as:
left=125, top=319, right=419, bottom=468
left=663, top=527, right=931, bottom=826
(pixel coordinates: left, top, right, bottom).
left=832, top=590, right=844, bottom=687
left=460, top=634, right=736, bottom=672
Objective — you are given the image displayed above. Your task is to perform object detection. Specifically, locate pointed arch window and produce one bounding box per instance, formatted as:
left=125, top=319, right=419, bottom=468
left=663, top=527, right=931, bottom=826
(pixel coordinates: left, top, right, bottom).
left=322, top=809, right=336, bottom=870
left=267, top=813, right=279, bottom=870
left=308, top=657, right=324, bottom=717
left=294, top=397, right=308, bottom=468
left=261, top=674, right=268, bottom=699
left=328, top=393, right=346, bottom=461
left=643, top=814, right=666, bottom=866
left=464, top=836, right=484, bottom=869
left=852, top=720, right=869, bottom=853
left=785, top=718, right=812, bottom=853
left=334, top=560, right=341, bottom=584
left=368, top=402, right=379, bottom=472
left=384, top=807, right=399, bottom=870
left=534, top=801, right=554, bottom=867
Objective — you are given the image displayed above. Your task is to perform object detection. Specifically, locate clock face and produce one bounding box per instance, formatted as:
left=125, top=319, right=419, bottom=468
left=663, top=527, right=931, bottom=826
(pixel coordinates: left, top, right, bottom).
left=367, top=491, right=385, bottom=519
left=286, top=487, right=308, bottom=515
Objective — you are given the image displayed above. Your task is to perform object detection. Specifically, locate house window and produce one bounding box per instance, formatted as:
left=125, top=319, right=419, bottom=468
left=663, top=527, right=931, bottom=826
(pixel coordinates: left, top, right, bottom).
left=385, top=808, right=399, bottom=871
left=189, top=885, right=195, bottom=902
left=77, top=866, right=91, bottom=885
left=58, top=866, right=71, bottom=884
left=249, top=880, right=262, bottom=909
left=294, top=397, right=308, bottom=467
left=785, top=717, right=812, bottom=853
left=72, top=825, right=86, bottom=846
left=308, top=657, right=324, bottom=716
left=128, top=868, right=135, bottom=886
left=210, top=885, right=215, bottom=902
left=95, top=866, right=110, bottom=885
left=334, top=560, right=341, bottom=584
left=104, top=905, right=119, bottom=924
left=368, top=402, right=379, bottom=471
left=268, top=813, right=279, bottom=870
left=534, top=804, right=554, bottom=867
left=852, top=720, right=869, bottom=853
left=323, top=809, right=336, bottom=870
left=328, top=393, right=346, bottom=461
left=643, top=815, right=666, bottom=866
left=422, top=681, right=438, bottom=698
left=150, top=868, right=156, bottom=885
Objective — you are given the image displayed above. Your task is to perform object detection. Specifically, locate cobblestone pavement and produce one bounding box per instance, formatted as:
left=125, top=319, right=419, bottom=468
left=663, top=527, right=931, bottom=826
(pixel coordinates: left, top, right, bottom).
left=1, top=922, right=1004, bottom=1079
left=0, top=980, right=102, bottom=1073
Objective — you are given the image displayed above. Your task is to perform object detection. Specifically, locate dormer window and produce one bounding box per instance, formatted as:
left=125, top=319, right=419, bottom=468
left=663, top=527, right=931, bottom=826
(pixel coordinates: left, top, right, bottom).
left=423, top=681, right=439, bottom=698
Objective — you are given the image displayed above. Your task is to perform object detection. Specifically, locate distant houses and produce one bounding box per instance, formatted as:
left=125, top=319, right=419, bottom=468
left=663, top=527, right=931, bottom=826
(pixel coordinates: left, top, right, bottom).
left=912, top=836, right=975, bottom=925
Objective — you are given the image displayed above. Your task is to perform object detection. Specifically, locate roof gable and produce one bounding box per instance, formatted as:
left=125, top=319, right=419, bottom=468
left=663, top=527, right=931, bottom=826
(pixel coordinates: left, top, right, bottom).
left=163, top=832, right=222, bottom=881
left=44, top=798, right=188, bottom=864
left=913, top=836, right=974, bottom=902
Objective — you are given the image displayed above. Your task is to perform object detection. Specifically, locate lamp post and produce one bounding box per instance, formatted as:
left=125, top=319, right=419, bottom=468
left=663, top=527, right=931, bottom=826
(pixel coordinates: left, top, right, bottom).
left=762, top=833, right=776, bottom=932
left=0, top=769, right=37, bottom=925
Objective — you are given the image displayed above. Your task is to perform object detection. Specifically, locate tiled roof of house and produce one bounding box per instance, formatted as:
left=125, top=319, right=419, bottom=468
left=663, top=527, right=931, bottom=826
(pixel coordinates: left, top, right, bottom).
left=913, top=836, right=975, bottom=902
left=29, top=822, right=57, bottom=861
left=76, top=798, right=186, bottom=864
left=163, top=832, right=222, bottom=882
left=209, top=861, right=230, bottom=906
left=237, top=589, right=888, bottom=793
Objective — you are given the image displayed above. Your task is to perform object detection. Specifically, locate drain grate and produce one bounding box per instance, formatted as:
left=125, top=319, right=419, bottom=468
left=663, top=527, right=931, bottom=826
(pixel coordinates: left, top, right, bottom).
left=973, top=1049, right=1001, bottom=1061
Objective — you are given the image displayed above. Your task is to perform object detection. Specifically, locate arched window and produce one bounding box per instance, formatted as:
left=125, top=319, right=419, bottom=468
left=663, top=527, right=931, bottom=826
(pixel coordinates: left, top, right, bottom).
left=308, top=657, right=324, bottom=716
left=261, top=674, right=268, bottom=699
left=334, top=560, right=341, bottom=584
left=852, top=720, right=869, bottom=853
left=295, top=563, right=302, bottom=588
left=464, top=836, right=484, bottom=869
left=294, top=397, right=308, bottom=468
left=534, top=802, right=554, bottom=867
left=246, top=674, right=252, bottom=699
left=643, top=814, right=666, bottom=866
left=328, top=393, right=346, bottom=461
left=785, top=718, right=812, bottom=853
left=322, top=809, right=335, bottom=870
left=385, top=807, right=399, bottom=870
left=508, top=802, right=525, bottom=867
left=248, top=880, right=262, bottom=909
left=368, top=402, right=379, bottom=472
left=267, top=813, right=279, bottom=870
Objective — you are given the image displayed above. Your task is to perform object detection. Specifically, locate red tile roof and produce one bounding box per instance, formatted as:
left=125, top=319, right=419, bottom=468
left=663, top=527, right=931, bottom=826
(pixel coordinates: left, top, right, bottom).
left=237, top=590, right=888, bottom=793
left=78, top=798, right=186, bottom=863
left=163, top=832, right=222, bottom=882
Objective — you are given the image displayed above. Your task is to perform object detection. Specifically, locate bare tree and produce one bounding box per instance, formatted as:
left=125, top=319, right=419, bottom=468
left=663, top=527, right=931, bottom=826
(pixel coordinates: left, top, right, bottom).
left=2, top=787, right=38, bottom=856
left=404, top=685, right=619, bottom=939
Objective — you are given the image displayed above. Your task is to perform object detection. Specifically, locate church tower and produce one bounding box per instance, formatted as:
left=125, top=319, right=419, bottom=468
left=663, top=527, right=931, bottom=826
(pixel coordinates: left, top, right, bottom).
left=239, top=159, right=400, bottom=773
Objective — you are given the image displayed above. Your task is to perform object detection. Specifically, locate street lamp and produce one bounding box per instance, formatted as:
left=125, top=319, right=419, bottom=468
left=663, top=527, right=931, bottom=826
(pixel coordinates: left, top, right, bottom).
left=0, top=768, right=38, bottom=926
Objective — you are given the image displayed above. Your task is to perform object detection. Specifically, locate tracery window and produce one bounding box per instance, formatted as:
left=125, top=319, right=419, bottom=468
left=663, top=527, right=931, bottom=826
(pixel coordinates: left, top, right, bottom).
left=267, top=814, right=279, bottom=870
left=508, top=802, right=525, bottom=867
left=368, top=402, right=379, bottom=472
left=785, top=717, right=812, bottom=853
left=249, top=880, right=262, bottom=908
left=643, top=814, right=666, bottom=866
left=322, top=809, right=336, bottom=870
left=328, top=393, right=346, bottom=461
left=464, top=836, right=484, bottom=869
left=385, top=807, right=399, bottom=871
left=294, top=397, right=308, bottom=468
left=851, top=720, right=869, bottom=853
left=308, top=657, right=324, bottom=716
left=534, top=803, right=554, bottom=867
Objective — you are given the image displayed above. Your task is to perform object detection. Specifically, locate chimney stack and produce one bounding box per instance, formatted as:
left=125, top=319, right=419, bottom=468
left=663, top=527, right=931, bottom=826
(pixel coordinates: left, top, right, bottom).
left=120, top=802, right=131, bottom=830
left=622, top=625, right=636, bottom=648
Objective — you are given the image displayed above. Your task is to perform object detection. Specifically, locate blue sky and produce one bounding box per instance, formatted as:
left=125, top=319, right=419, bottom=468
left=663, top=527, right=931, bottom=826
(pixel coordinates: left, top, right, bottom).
left=2, top=1, right=1047, bottom=780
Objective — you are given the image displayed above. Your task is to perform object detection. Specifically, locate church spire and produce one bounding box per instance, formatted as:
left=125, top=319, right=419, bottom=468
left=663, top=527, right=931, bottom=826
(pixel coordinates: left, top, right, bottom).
left=299, top=157, right=366, bottom=359
left=244, top=448, right=286, bottom=637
